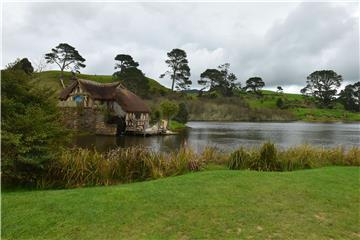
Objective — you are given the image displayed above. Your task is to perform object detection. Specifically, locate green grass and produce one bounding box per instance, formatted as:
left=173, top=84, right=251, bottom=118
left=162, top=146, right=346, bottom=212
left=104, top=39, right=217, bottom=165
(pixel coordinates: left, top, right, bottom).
left=292, top=108, right=360, bottom=122
left=169, top=120, right=187, bottom=131
left=2, top=167, right=359, bottom=239
left=33, top=70, right=169, bottom=95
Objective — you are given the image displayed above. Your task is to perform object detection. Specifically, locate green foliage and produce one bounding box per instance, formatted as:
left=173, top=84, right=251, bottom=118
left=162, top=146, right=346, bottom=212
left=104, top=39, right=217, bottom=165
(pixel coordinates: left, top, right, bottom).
left=160, top=48, right=191, bottom=91
left=276, top=97, right=284, bottom=109
left=245, top=77, right=265, bottom=94
left=113, top=67, right=150, bottom=98
left=338, top=82, right=360, bottom=112
left=150, top=107, right=162, bottom=125
left=301, top=70, right=343, bottom=107
left=45, top=43, right=86, bottom=87
left=198, top=63, right=239, bottom=97
left=160, top=100, right=179, bottom=121
left=169, top=120, right=186, bottom=131
left=6, top=58, right=34, bottom=75
left=173, top=102, right=189, bottom=123
left=114, top=54, right=139, bottom=71
left=1, top=70, right=69, bottom=186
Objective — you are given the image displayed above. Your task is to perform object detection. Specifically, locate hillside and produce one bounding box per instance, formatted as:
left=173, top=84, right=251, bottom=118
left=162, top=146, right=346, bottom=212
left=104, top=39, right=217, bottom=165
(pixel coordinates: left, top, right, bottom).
left=3, top=167, right=359, bottom=239
left=33, top=71, right=360, bottom=122
left=32, top=70, right=169, bottom=96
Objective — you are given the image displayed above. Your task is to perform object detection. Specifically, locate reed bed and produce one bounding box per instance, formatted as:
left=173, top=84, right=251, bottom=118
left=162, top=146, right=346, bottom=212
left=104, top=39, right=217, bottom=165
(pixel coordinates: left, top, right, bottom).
left=39, top=144, right=359, bottom=189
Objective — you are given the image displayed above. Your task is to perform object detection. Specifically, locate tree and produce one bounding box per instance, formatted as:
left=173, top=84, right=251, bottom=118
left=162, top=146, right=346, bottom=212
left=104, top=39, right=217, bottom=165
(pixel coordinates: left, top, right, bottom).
left=277, top=86, right=283, bottom=93
left=276, top=98, right=285, bottom=109
left=339, top=82, right=360, bottom=112
left=160, top=48, right=191, bottom=91
left=198, top=68, right=223, bottom=91
left=198, top=63, right=239, bottom=97
left=1, top=69, right=69, bottom=185
left=113, top=67, right=150, bottom=98
left=160, top=100, right=179, bottom=127
left=245, top=77, right=265, bottom=95
left=6, top=58, right=34, bottom=75
left=113, top=54, right=149, bottom=97
left=174, top=102, right=189, bottom=123
left=114, top=54, right=139, bottom=71
left=45, top=43, right=86, bottom=88
left=301, top=70, right=342, bottom=107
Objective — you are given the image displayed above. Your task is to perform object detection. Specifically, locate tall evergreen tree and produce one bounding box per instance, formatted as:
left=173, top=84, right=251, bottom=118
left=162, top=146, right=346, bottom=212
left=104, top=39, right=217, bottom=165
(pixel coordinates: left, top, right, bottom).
left=160, top=48, right=191, bottom=91
left=113, top=54, right=149, bottom=97
left=114, top=54, right=139, bottom=71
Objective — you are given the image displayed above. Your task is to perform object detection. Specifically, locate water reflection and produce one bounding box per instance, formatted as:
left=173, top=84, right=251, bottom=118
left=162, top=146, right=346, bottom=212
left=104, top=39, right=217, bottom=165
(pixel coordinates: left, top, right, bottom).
left=73, top=121, right=360, bottom=153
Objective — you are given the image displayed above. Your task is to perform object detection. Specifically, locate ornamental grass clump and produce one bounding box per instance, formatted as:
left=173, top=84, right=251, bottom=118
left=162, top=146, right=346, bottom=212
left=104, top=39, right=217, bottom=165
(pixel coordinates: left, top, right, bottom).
left=257, top=142, right=279, bottom=171
left=201, top=146, right=228, bottom=165
left=228, top=147, right=251, bottom=170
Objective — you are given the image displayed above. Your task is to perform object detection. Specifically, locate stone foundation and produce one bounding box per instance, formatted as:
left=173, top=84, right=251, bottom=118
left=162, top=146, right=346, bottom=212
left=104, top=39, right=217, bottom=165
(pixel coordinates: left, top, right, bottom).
left=61, top=107, right=117, bottom=135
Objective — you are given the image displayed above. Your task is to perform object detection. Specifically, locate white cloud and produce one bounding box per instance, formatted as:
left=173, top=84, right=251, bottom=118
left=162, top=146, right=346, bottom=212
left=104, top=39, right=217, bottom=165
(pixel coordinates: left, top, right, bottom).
left=2, top=2, right=358, bottom=93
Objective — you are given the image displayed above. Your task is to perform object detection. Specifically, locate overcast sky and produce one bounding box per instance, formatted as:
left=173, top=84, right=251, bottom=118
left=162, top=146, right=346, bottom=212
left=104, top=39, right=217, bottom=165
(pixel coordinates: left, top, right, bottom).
left=2, top=2, right=359, bottom=93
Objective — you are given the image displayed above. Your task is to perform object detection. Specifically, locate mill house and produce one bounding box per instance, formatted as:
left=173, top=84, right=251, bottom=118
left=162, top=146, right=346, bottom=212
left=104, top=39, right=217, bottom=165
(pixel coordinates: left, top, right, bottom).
left=59, top=79, right=151, bottom=135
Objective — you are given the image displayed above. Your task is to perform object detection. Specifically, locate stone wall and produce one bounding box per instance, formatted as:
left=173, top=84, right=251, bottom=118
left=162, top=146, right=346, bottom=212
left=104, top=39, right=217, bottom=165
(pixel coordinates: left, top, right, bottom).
left=61, top=107, right=117, bottom=135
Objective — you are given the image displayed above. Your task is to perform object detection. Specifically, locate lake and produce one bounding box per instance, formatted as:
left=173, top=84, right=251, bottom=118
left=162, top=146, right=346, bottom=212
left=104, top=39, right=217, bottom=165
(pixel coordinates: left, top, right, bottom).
left=73, top=121, right=360, bottom=153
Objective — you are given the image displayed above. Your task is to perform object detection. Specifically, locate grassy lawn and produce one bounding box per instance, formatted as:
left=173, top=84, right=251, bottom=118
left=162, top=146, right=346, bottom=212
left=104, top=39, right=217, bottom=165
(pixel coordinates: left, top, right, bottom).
left=2, top=167, right=359, bottom=240
left=292, top=108, right=360, bottom=122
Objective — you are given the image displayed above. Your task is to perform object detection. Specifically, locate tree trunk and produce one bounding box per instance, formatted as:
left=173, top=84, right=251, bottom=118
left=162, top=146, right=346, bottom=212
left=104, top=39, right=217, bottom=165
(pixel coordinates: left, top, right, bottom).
left=60, top=70, right=65, bottom=89
left=171, top=69, right=175, bottom=91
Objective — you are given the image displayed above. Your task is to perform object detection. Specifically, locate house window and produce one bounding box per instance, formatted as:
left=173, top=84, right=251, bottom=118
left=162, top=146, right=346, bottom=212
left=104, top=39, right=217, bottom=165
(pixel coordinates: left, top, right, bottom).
left=73, top=95, right=84, bottom=103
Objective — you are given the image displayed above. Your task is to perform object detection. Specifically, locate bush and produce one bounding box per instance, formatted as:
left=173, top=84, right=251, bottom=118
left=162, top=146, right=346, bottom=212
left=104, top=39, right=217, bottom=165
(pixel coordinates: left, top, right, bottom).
left=276, top=98, right=284, bottom=109
left=173, top=102, right=189, bottom=123
left=1, top=69, right=69, bottom=186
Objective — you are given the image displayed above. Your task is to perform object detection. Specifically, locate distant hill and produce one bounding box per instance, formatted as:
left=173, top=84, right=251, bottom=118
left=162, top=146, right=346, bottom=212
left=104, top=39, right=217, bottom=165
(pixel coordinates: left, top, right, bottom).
left=32, top=70, right=359, bottom=122
left=32, top=70, right=170, bottom=96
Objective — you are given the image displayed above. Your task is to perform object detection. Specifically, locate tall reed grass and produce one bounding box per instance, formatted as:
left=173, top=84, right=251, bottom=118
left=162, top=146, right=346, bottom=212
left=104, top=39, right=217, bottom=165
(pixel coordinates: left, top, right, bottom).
left=38, top=143, right=359, bottom=189
left=228, top=144, right=360, bottom=171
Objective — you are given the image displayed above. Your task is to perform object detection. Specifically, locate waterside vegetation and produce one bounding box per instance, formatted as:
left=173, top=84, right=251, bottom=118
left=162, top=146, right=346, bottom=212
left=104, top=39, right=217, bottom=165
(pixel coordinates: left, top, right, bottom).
left=4, top=143, right=359, bottom=189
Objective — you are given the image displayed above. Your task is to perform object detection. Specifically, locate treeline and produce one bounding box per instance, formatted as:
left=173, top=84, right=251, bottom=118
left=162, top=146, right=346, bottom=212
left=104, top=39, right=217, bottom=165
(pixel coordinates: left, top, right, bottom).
left=6, top=42, right=360, bottom=112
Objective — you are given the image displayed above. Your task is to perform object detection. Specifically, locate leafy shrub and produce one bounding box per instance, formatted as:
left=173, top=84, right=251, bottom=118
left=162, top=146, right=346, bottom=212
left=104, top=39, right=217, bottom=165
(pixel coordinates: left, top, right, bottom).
left=1, top=69, right=69, bottom=186
left=173, top=102, right=189, bottom=123
left=276, top=98, right=284, bottom=109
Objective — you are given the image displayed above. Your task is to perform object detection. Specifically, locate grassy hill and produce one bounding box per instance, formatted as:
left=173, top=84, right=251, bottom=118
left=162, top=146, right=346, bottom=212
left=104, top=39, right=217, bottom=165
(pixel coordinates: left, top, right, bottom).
left=33, top=71, right=359, bottom=122
left=2, top=167, right=359, bottom=239
left=32, top=70, right=169, bottom=96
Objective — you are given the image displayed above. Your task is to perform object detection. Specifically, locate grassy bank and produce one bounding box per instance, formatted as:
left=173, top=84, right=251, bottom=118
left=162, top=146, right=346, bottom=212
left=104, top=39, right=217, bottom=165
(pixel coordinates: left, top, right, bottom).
left=169, top=120, right=187, bottom=131
left=4, top=144, right=358, bottom=189
left=2, top=167, right=359, bottom=239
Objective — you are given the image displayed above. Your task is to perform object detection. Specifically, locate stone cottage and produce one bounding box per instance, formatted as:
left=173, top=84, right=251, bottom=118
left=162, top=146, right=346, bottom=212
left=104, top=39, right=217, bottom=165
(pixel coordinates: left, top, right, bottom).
left=59, top=79, right=150, bottom=135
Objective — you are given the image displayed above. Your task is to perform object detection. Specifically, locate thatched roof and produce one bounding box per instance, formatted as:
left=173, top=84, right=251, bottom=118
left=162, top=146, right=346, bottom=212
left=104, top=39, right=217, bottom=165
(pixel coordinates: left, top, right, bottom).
left=59, top=79, right=150, bottom=113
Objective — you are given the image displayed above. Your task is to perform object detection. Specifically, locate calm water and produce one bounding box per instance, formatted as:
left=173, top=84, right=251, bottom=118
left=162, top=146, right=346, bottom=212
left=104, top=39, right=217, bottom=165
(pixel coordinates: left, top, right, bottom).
left=73, top=121, right=360, bottom=153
